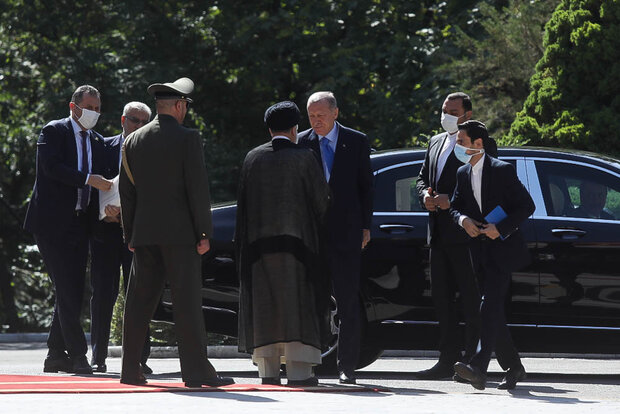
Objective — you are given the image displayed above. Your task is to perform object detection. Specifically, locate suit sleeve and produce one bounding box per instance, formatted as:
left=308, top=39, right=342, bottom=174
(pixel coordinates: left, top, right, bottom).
left=37, top=123, right=88, bottom=187
left=449, top=168, right=468, bottom=227
left=305, top=151, right=331, bottom=222
left=416, top=140, right=434, bottom=208
left=119, top=140, right=136, bottom=244
left=358, top=134, right=373, bottom=229
left=184, top=130, right=213, bottom=241
left=496, top=164, right=535, bottom=238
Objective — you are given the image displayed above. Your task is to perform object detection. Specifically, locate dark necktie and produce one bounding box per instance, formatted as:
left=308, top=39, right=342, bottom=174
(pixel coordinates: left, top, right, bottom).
left=79, top=131, right=90, bottom=211
left=320, top=137, right=334, bottom=177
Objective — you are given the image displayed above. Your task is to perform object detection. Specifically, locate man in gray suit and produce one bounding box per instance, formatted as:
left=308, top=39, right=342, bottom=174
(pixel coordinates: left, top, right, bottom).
left=119, top=77, right=233, bottom=387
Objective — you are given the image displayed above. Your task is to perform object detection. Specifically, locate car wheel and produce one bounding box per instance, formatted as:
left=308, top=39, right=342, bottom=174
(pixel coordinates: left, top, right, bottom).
left=314, top=296, right=383, bottom=374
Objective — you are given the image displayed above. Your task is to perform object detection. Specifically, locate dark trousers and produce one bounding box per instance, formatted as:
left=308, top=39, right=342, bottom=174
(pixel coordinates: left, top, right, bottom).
left=90, top=222, right=150, bottom=364
left=469, top=244, right=520, bottom=373
left=430, top=242, right=481, bottom=364
left=121, top=244, right=216, bottom=382
left=329, top=248, right=361, bottom=373
left=35, top=214, right=90, bottom=358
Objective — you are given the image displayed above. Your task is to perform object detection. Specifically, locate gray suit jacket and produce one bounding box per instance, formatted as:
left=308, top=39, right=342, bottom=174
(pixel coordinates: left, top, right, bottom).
left=119, top=114, right=212, bottom=247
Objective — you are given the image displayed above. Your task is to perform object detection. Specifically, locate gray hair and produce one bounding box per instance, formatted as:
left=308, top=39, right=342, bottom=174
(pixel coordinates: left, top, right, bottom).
left=71, top=85, right=100, bottom=105
left=307, top=91, right=337, bottom=109
left=122, top=101, right=152, bottom=117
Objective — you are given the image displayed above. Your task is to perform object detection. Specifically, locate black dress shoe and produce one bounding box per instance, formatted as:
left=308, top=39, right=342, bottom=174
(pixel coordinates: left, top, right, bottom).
left=141, top=362, right=153, bottom=375
left=338, top=371, right=356, bottom=384
left=91, top=362, right=107, bottom=373
left=287, top=376, right=319, bottom=387
left=414, top=361, right=454, bottom=380
left=71, top=355, right=93, bottom=375
left=261, top=377, right=282, bottom=385
left=185, top=376, right=235, bottom=388
left=497, top=364, right=526, bottom=390
left=120, top=374, right=148, bottom=386
left=43, top=354, right=72, bottom=373
left=453, top=373, right=469, bottom=383
left=453, top=362, right=486, bottom=390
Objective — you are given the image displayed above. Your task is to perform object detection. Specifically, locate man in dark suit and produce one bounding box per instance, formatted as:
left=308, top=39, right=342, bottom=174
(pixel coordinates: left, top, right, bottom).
left=24, top=85, right=113, bottom=374
left=119, top=77, right=233, bottom=387
left=298, top=91, right=373, bottom=384
left=451, top=120, right=534, bottom=390
left=415, top=92, right=481, bottom=380
left=89, top=101, right=152, bottom=373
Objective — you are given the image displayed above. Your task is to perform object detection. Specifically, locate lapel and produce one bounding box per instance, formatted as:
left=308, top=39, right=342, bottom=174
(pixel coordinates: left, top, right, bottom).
left=330, top=125, right=347, bottom=184
left=429, top=133, right=447, bottom=186
left=307, top=130, right=325, bottom=178
left=63, top=118, right=79, bottom=170
left=480, top=155, right=492, bottom=215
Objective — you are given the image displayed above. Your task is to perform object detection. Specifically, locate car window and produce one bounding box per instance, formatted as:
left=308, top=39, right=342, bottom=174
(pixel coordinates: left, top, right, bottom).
left=535, top=160, right=620, bottom=220
left=374, top=164, right=424, bottom=212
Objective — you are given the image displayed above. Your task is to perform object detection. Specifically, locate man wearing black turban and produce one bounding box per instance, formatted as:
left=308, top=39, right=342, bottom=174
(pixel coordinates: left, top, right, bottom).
left=236, top=101, right=331, bottom=386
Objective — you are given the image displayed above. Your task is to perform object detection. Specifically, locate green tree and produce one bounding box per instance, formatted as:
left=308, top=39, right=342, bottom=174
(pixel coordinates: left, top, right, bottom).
left=508, top=0, right=620, bottom=152
left=437, top=0, right=559, bottom=140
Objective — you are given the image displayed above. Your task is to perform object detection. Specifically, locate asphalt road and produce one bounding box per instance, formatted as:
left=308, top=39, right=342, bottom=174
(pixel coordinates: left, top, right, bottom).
left=1, top=343, right=619, bottom=414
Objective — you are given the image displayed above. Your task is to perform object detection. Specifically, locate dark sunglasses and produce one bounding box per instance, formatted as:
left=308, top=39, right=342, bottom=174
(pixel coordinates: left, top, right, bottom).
left=125, top=115, right=150, bottom=125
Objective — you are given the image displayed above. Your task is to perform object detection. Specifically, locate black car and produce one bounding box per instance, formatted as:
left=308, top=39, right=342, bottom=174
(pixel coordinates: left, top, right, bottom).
left=154, top=147, right=620, bottom=370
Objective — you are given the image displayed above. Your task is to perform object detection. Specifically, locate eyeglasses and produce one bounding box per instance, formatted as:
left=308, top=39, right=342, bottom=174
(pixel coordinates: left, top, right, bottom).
left=178, top=99, right=191, bottom=109
left=125, top=115, right=150, bottom=125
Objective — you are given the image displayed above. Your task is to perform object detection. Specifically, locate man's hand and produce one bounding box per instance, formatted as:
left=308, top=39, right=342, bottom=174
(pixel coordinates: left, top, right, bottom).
left=423, top=187, right=437, bottom=211
left=462, top=217, right=482, bottom=238
left=433, top=193, right=450, bottom=210
left=103, top=204, right=121, bottom=223
left=128, top=245, right=135, bottom=252
left=197, top=239, right=210, bottom=255
left=362, top=229, right=371, bottom=249
left=87, top=175, right=113, bottom=191
left=481, top=223, right=501, bottom=240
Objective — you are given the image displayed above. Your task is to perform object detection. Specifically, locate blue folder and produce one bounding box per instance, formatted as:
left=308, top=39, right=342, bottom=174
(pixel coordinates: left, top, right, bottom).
left=484, top=205, right=507, bottom=240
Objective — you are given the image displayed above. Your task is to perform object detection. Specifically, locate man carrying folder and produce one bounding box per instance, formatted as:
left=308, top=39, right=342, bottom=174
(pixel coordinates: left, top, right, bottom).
left=449, top=120, right=535, bottom=391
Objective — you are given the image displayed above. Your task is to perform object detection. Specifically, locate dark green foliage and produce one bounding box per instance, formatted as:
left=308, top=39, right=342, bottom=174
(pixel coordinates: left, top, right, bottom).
left=508, top=0, right=620, bottom=152
left=437, top=0, right=559, bottom=140
left=0, top=0, right=560, bottom=332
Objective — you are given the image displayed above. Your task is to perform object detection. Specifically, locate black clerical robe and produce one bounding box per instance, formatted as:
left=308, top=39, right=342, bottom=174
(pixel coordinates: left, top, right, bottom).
left=236, top=138, right=331, bottom=353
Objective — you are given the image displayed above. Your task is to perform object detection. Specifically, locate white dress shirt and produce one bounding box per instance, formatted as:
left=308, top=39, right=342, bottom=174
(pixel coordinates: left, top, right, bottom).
left=70, top=117, right=92, bottom=210
left=435, top=131, right=457, bottom=187
left=459, top=154, right=486, bottom=227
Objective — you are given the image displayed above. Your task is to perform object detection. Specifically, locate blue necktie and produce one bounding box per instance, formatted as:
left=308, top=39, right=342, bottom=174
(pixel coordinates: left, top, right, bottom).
left=320, top=137, right=334, bottom=178
left=79, top=131, right=90, bottom=211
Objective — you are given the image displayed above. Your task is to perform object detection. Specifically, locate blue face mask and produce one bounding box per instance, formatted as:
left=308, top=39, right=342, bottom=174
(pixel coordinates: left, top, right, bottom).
left=454, top=143, right=484, bottom=164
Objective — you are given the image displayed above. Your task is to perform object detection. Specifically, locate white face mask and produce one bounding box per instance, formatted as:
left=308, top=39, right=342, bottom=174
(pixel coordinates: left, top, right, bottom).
left=441, top=112, right=461, bottom=134
left=74, top=104, right=100, bottom=130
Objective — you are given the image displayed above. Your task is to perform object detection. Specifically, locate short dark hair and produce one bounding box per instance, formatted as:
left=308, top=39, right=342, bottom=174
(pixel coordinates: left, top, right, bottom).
left=458, top=120, right=488, bottom=147
left=71, top=85, right=100, bottom=105
left=447, top=92, right=472, bottom=113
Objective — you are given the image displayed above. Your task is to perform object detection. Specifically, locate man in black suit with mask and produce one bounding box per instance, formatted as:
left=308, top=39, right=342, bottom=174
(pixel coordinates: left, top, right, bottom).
left=451, top=120, right=534, bottom=390
left=24, top=85, right=113, bottom=374
left=415, top=92, right=481, bottom=380
left=298, top=91, right=373, bottom=384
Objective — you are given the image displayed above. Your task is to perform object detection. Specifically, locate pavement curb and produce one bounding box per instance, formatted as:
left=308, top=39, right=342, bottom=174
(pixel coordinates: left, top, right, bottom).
left=3, top=334, right=620, bottom=359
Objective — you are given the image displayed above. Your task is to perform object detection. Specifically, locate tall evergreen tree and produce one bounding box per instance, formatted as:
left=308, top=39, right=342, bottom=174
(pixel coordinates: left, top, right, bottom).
left=507, top=0, right=620, bottom=152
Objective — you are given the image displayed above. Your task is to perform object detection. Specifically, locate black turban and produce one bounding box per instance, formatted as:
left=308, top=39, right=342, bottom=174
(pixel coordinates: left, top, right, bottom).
left=264, top=101, right=300, bottom=131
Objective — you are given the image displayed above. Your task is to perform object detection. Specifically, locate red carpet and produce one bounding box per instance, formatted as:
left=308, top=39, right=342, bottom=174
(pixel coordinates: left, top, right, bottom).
left=0, top=375, right=387, bottom=394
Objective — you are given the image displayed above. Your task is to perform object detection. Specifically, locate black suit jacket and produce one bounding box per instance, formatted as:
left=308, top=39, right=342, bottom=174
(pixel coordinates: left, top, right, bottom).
left=416, top=132, right=468, bottom=245
left=24, top=117, right=105, bottom=235
left=298, top=123, right=373, bottom=251
left=450, top=155, right=535, bottom=273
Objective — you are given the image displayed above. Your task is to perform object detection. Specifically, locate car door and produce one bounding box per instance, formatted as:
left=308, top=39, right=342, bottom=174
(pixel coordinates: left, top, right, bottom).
left=498, top=156, right=540, bottom=326
left=527, top=158, right=620, bottom=328
left=362, top=160, right=433, bottom=324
